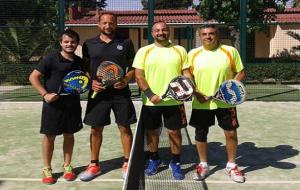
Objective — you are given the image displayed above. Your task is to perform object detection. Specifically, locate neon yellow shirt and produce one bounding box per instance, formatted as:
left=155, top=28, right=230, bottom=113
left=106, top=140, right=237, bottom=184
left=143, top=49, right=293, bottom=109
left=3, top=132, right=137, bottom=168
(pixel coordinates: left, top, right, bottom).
left=188, top=44, right=244, bottom=110
left=133, top=43, right=189, bottom=106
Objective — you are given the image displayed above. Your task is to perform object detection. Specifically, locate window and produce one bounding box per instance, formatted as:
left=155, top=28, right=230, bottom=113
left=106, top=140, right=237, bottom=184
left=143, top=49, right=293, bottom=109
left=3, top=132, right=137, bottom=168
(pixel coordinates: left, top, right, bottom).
left=174, top=27, right=193, bottom=39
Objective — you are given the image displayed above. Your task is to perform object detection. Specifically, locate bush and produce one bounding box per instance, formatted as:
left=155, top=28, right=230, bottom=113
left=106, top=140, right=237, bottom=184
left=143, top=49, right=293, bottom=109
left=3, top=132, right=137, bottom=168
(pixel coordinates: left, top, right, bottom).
left=0, top=62, right=299, bottom=85
left=245, top=62, right=300, bottom=82
left=0, top=64, right=35, bottom=85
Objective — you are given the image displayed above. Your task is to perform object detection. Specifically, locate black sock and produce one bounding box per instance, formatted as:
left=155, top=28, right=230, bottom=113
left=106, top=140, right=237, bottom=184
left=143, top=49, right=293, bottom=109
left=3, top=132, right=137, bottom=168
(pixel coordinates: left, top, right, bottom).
left=91, top=160, right=99, bottom=166
left=144, top=151, right=150, bottom=160
left=171, top=154, right=180, bottom=164
left=149, top=151, right=159, bottom=160
left=124, top=158, right=129, bottom=163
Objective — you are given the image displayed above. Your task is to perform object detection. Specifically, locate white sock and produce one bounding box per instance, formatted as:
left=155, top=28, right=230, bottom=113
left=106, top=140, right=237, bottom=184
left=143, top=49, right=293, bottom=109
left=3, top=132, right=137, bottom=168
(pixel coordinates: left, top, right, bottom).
left=226, top=162, right=236, bottom=169
left=199, top=162, right=208, bottom=167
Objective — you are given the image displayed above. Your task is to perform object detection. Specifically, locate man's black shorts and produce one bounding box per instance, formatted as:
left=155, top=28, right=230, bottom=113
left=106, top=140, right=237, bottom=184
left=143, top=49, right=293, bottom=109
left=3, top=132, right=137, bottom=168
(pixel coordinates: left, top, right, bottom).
left=189, top=107, right=239, bottom=131
left=84, top=95, right=137, bottom=127
left=40, top=96, right=83, bottom=135
left=140, top=104, right=187, bottom=130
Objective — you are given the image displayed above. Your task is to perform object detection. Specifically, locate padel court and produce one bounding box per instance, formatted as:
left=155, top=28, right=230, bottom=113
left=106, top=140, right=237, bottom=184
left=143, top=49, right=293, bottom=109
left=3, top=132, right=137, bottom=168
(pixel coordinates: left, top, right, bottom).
left=0, top=101, right=299, bottom=190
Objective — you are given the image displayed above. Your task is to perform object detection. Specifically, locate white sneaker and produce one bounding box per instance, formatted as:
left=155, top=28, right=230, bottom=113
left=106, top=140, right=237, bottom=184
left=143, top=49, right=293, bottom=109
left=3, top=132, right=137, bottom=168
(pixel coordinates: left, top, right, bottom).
left=225, top=165, right=245, bottom=183
left=122, top=162, right=128, bottom=179
left=193, top=164, right=209, bottom=180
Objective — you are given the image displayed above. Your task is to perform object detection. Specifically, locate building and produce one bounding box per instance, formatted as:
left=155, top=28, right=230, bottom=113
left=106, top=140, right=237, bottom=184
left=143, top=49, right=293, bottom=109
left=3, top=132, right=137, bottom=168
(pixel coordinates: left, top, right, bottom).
left=65, top=7, right=300, bottom=60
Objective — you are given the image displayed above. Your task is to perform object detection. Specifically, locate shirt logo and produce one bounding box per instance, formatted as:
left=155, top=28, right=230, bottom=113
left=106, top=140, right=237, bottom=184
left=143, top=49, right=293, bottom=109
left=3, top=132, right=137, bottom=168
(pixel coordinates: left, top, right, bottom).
left=117, top=45, right=123, bottom=50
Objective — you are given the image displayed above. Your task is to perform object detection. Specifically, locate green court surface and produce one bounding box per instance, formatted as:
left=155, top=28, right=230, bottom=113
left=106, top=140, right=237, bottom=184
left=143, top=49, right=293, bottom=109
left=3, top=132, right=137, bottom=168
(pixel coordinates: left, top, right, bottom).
left=0, top=101, right=299, bottom=190
left=0, top=84, right=141, bottom=102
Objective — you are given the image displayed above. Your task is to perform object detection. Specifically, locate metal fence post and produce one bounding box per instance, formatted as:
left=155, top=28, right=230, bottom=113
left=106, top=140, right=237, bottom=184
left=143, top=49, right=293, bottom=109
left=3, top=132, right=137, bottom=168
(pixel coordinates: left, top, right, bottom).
left=240, top=0, right=247, bottom=64
left=58, top=0, right=65, bottom=35
left=147, top=0, right=154, bottom=44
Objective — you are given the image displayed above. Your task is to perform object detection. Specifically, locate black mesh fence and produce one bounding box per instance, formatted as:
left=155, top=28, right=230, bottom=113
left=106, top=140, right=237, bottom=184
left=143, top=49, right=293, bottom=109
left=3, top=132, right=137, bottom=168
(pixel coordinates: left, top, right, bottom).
left=0, top=0, right=58, bottom=100
left=0, top=0, right=299, bottom=101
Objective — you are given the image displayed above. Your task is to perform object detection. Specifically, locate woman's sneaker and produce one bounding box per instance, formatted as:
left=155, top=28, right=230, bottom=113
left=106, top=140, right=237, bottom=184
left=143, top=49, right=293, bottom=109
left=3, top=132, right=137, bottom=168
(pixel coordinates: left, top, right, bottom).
left=63, top=165, right=76, bottom=181
left=42, top=167, right=56, bottom=185
left=193, top=164, right=209, bottom=180
left=225, top=165, right=245, bottom=183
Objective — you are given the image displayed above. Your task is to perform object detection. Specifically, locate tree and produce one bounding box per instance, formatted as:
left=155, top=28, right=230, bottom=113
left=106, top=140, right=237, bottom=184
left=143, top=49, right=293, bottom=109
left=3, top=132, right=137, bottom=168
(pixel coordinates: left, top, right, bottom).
left=195, top=0, right=288, bottom=49
left=197, top=0, right=288, bottom=25
left=141, top=0, right=193, bottom=10
left=65, top=0, right=107, bottom=9
left=293, top=0, right=300, bottom=7
left=0, top=0, right=58, bottom=64
left=0, top=0, right=57, bottom=26
left=0, top=21, right=55, bottom=64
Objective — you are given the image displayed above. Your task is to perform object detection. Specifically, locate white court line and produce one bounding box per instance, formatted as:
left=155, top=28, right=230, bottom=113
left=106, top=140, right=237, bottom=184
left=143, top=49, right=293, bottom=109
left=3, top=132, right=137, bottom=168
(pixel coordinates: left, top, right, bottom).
left=0, top=178, right=123, bottom=182
left=145, top=180, right=300, bottom=184
left=1, top=178, right=300, bottom=184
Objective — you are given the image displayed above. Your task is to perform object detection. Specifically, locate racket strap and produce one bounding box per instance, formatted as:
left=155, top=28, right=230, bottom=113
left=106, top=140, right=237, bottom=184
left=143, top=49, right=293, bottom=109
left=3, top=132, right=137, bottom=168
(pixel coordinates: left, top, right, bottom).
left=144, top=88, right=155, bottom=99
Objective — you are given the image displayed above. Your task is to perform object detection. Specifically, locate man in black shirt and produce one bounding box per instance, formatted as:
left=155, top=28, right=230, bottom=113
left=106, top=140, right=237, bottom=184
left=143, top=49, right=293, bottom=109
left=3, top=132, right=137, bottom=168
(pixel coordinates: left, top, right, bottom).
left=29, top=29, right=83, bottom=184
left=79, top=12, right=136, bottom=181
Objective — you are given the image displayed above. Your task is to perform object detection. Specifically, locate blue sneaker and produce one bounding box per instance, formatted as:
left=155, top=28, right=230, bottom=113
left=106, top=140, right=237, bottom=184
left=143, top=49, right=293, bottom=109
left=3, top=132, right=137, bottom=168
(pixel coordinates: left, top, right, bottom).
left=145, top=159, right=162, bottom=176
left=169, top=162, right=184, bottom=180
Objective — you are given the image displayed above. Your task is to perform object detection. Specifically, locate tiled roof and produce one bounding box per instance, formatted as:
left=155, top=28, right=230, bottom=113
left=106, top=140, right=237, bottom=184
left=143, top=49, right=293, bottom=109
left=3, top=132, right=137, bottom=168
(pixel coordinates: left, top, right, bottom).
left=66, top=9, right=208, bottom=25
left=265, top=8, right=300, bottom=23
left=65, top=8, right=300, bottom=26
left=276, top=13, right=300, bottom=23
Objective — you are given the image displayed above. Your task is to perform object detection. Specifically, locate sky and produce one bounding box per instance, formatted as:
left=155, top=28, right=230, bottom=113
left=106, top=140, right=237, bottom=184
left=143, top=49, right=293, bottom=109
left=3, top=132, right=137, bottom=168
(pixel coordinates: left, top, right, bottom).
left=105, top=0, right=143, bottom=10
left=105, top=0, right=294, bottom=10
left=105, top=0, right=201, bottom=10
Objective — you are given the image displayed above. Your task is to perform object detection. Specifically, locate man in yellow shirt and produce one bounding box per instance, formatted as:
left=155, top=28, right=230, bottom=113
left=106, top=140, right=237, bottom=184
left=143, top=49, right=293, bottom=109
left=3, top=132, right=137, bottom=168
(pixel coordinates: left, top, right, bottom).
left=133, top=21, right=192, bottom=180
left=188, top=24, right=246, bottom=183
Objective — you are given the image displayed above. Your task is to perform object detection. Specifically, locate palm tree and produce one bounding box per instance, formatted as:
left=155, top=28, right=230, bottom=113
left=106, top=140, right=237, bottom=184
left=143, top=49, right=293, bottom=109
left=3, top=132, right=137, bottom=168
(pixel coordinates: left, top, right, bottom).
left=0, top=20, right=56, bottom=64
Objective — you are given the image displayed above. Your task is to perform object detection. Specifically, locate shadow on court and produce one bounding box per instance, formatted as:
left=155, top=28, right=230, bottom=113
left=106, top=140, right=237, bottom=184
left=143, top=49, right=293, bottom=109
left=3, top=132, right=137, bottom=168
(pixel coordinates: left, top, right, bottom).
left=154, top=141, right=299, bottom=176
left=152, top=144, right=199, bottom=175
left=203, top=142, right=299, bottom=175
left=52, top=156, right=124, bottom=178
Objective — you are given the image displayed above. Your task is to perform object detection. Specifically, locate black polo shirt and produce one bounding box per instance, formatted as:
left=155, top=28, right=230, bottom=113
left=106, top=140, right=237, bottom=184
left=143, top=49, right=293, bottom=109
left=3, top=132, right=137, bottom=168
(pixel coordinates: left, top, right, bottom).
left=35, top=51, right=83, bottom=94
left=82, top=35, right=135, bottom=96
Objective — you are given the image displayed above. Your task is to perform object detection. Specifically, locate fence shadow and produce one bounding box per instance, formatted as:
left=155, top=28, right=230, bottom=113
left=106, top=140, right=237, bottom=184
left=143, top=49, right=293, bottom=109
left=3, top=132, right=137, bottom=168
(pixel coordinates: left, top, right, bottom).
left=207, top=142, right=299, bottom=175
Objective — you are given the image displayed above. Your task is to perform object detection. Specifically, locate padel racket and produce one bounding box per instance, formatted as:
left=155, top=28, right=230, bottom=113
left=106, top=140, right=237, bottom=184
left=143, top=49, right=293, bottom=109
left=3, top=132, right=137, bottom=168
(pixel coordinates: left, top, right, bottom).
left=91, top=61, right=124, bottom=99
left=58, top=70, right=91, bottom=95
left=161, top=76, right=195, bottom=101
left=208, top=79, right=246, bottom=105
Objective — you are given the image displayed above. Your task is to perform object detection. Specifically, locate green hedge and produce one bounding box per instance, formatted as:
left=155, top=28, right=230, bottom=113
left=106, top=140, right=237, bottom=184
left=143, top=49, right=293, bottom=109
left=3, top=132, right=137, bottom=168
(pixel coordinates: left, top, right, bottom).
left=0, top=64, right=36, bottom=85
left=245, top=62, right=300, bottom=82
left=0, top=62, right=300, bottom=85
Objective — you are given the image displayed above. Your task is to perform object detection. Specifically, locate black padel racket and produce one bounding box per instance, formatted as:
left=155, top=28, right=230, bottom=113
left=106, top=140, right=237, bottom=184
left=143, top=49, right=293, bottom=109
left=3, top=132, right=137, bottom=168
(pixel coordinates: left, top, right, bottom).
left=161, top=76, right=195, bottom=101
left=91, top=61, right=124, bottom=99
